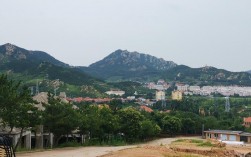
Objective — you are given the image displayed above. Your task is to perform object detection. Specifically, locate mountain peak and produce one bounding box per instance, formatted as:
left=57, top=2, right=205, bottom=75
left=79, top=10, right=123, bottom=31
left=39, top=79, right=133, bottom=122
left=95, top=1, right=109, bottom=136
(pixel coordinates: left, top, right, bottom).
left=5, top=43, right=16, bottom=55
left=90, top=49, right=177, bottom=71
left=86, top=50, right=178, bottom=81
left=0, top=43, right=68, bottom=67
left=0, top=43, right=29, bottom=60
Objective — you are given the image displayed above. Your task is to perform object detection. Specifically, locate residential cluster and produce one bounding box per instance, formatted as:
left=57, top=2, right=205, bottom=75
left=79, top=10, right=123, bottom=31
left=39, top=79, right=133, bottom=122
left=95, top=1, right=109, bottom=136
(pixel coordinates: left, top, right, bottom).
left=176, top=84, right=251, bottom=97
left=146, top=79, right=170, bottom=90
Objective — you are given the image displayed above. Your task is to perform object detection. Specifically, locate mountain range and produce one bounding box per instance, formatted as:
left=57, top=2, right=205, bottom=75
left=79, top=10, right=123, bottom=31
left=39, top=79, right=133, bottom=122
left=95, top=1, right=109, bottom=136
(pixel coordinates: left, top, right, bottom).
left=81, top=49, right=251, bottom=86
left=1, top=43, right=251, bottom=96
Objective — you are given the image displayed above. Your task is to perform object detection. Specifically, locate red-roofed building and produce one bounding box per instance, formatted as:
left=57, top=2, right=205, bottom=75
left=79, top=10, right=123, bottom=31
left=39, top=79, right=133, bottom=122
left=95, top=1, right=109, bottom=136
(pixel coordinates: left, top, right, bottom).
left=140, top=105, right=153, bottom=113
left=244, top=117, right=251, bottom=128
left=73, top=97, right=83, bottom=103
left=67, top=97, right=111, bottom=103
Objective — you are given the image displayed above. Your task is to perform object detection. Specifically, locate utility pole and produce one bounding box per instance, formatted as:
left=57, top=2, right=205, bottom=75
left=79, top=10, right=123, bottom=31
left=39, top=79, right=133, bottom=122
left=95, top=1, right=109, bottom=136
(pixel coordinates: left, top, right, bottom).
left=36, top=80, right=39, bottom=95
left=202, top=124, right=205, bottom=138
left=29, top=86, right=34, bottom=95
left=225, top=97, right=230, bottom=112
left=54, top=88, right=59, bottom=96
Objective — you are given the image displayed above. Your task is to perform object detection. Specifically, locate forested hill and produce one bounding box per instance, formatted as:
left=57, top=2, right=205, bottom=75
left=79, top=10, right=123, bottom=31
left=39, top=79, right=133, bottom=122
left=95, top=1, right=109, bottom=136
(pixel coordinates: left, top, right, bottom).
left=0, top=43, right=109, bottom=97
left=80, top=49, right=177, bottom=81
left=0, top=43, right=68, bottom=67
left=162, top=65, right=251, bottom=86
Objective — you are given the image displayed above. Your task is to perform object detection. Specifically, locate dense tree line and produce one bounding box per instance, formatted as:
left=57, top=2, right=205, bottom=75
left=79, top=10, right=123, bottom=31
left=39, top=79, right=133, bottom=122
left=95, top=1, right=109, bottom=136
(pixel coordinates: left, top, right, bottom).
left=1, top=74, right=251, bottom=150
left=0, top=74, right=42, bottom=151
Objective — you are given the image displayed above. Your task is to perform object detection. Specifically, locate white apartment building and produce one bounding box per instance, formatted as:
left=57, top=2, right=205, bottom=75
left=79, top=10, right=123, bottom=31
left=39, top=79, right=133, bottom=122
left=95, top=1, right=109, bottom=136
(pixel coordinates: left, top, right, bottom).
left=105, top=90, right=125, bottom=96
left=189, top=86, right=200, bottom=91
left=177, top=85, right=251, bottom=97
left=177, top=84, right=189, bottom=92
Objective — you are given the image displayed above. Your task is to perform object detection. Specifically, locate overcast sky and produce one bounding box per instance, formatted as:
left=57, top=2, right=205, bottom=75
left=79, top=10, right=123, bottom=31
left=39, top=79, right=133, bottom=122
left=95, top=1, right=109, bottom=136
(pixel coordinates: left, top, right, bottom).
left=1, top=0, right=251, bottom=72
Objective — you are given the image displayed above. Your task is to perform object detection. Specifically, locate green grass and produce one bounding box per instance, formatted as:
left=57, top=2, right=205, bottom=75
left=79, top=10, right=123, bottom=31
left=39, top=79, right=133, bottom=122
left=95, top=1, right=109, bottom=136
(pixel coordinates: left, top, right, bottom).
left=190, top=139, right=203, bottom=143
left=173, top=139, right=203, bottom=144
left=197, top=141, right=214, bottom=147
left=173, top=139, right=186, bottom=142
left=57, top=140, right=81, bottom=148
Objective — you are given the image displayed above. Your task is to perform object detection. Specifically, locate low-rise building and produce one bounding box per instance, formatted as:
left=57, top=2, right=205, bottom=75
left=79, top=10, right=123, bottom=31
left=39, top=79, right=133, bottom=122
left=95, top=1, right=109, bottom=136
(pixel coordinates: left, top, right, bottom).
left=140, top=105, right=153, bottom=113
left=146, top=80, right=170, bottom=90
left=105, top=90, right=125, bottom=96
left=127, top=96, right=136, bottom=100
left=204, top=130, right=251, bottom=143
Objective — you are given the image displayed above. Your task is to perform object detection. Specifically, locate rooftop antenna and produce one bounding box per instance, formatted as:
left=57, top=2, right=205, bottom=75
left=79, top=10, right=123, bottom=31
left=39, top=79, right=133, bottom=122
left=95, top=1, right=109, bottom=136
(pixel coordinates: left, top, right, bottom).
left=225, top=96, right=230, bottom=112
left=36, top=80, right=39, bottom=95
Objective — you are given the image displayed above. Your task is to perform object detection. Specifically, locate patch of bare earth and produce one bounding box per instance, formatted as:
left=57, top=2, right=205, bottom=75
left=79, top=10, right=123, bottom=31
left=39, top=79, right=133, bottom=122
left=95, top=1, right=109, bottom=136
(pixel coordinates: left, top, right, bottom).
left=100, top=146, right=207, bottom=157
left=102, top=139, right=249, bottom=157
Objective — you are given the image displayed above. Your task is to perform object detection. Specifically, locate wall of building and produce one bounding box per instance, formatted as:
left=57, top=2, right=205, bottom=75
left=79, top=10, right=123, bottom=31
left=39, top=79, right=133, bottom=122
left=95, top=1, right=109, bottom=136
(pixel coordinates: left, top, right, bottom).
left=156, top=90, right=165, bottom=100
left=172, top=91, right=182, bottom=100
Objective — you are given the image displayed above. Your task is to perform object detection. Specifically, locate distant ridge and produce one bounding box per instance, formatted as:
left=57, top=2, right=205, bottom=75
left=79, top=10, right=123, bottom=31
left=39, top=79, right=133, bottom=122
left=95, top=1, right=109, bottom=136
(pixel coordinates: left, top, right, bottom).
left=0, top=43, right=98, bottom=85
left=81, top=50, right=251, bottom=85
left=1, top=43, right=251, bottom=86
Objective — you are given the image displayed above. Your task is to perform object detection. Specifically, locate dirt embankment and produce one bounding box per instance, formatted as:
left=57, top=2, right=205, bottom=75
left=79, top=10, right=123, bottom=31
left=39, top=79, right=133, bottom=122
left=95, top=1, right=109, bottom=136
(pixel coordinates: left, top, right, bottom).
left=102, top=138, right=251, bottom=157
left=17, top=137, right=251, bottom=157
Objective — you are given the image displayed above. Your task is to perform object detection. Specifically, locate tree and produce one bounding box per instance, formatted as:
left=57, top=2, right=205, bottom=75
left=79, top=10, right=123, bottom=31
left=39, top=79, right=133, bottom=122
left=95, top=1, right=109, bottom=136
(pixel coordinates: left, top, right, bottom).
left=162, top=116, right=181, bottom=136
left=118, top=108, right=144, bottom=142
left=109, top=99, right=123, bottom=112
left=140, top=120, right=160, bottom=140
left=203, top=116, right=219, bottom=130
left=170, top=111, right=202, bottom=134
left=229, top=118, right=245, bottom=131
left=0, top=74, right=40, bottom=151
left=182, top=118, right=195, bottom=134
left=43, top=93, right=80, bottom=146
left=99, top=107, right=119, bottom=143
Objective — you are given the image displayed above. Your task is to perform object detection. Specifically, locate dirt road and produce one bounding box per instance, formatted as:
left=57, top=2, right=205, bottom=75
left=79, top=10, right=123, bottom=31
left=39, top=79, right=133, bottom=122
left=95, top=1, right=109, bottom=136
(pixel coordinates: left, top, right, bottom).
left=17, top=137, right=199, bottom=157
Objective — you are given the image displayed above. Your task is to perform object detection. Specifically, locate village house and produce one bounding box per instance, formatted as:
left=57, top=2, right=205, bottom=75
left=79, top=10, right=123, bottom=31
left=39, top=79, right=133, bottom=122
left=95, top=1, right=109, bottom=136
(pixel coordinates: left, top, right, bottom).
left=204, top=130, right=251, bottom=143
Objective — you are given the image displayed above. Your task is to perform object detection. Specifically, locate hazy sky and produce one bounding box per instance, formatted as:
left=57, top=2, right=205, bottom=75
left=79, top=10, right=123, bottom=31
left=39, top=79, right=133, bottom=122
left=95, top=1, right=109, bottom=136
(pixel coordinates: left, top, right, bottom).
left=1, top=0, right=251, bottom=72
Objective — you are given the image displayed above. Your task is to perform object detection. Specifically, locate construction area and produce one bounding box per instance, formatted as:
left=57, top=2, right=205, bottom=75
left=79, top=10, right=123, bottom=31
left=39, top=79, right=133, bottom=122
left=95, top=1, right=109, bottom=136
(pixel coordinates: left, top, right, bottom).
left=102, top=138, right=251, bottom=157
left=16, top=137, right=251, bottom=157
